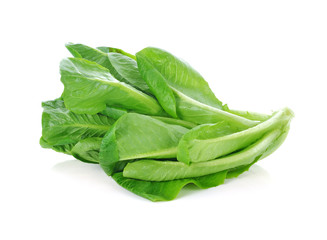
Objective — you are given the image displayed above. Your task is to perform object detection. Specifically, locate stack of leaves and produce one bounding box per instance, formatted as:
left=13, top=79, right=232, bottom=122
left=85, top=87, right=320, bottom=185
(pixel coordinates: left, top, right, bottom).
left=40, top=43, right=293, bottom=201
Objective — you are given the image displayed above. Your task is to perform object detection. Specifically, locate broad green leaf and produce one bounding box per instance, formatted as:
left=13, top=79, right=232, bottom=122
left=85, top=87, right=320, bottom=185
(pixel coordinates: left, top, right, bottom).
left=112, top=170, right=228, bottom=201
left=71, top=138, right=102, bottom=163
left=123, top=129, right=282, bottom=181
left=112, top=160, right=257, bottom=202
left=173, top=90, right=258, bottom=128
left=39, top=137, right=75, bottom=155
left=41, top=98, right=114, bottom=146
left=177, top=107, right=293, bottom=164
left=66, top=43, right=144, bottom=91
left=66, top=43, right=122, bottom=81
left=136, top=47, right=222, bottom=117
left=60, top=58, right=165, bottom=116
left=136, top=47, right=259, bottom=128
left=108, top=53, right=151, bottom=93
left=42, top=134, right=134, bottom=167
left=71, top=137, right=137, bottom=168
left=99, top=113, right=189, bottom=175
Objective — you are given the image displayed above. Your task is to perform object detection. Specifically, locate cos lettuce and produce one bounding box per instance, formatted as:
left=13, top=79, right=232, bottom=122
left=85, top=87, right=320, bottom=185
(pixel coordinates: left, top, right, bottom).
left=40, top=43, right=293, bottom=201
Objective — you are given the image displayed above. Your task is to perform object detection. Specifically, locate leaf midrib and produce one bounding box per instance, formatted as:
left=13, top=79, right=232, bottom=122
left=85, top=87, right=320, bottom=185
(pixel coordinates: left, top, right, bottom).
left=61, top=122, right=110, bottom=131
left=172, top=88, right=258, bottom=127
left=191, top=109, right=285, bottom=145
left=120, top=147, right=178, bottom=161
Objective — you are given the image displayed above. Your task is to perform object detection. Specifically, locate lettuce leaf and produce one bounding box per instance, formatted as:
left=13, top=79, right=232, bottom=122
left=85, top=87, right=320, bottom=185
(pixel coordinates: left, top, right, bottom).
left=60, top=58, right=165, bottom=116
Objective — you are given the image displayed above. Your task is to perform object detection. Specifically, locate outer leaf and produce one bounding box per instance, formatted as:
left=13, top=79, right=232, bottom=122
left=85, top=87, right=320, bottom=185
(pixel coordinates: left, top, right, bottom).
left=177, top=107, right=293, bottom=164
left=136, top=47, right=222, bottom=117
left=173, top=91, right=258, bottom=128
left=60, top=58, right=165, bottom=116
left=136, top=47, right=259, bottom=128
left=112, top=170, right=227, bottom=201
left=66, top=43, right=144, bottom=91
left=71, top=137, right=137, bottom=168
left=41, top=98, right=114, bottom=146
left=108, top=53, right=151, bottom=93
left=39, top=137, right=75, bottom=155
left=71, top=138, right=102, bottom=163
left=112, top=160, right=257, bottom=202
left=66, top=43, right=122, bottom=81
left=99, top=113, right=189, bottom=175
left=123, top=129, right=282, bottom=181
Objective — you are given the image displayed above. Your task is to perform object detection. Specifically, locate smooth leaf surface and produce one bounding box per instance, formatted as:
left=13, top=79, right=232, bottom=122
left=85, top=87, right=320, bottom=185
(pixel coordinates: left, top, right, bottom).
left=60, top=58, right=165, bottom=116
left=99, top=113, right=189, bottom=175
left=177, top=107, right=293, bottom=164
left=71, top=138, right=102, bottom=163
left=112, top=170, right=228, bottom=201
left=66, top=43, right=120, bottom=79
left=40, top=137, right=75, bottom=155
left=124, top=129, right=282, bottom=181
left=136, top=47, right=222, bottom=117
left=136, top=47, right=259, bottom=128
left=173, top=91, right=259, bottom=128
left=71, top=137, right=136, bottom=168
left=112, top=160, right=257, bottom=202
left=108, top=53, right=151, bottom=93
left=66, top=43, right=149, bottom=93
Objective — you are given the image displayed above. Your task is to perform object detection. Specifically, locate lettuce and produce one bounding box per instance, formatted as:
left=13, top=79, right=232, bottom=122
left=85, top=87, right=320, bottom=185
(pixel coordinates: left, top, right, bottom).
left=40, top=43, right=293, bottom=201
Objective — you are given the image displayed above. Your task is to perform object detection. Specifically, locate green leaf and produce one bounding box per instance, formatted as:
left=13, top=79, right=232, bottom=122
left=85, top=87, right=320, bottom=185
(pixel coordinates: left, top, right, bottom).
left=259, top=120, right=292, bottom=159
left=66, top=43, right=145, bottom=92
left=97, top=46, right=136, bottom=60
left=100, top=106, right=196, bottom=129
left=151, top=116, right=197, bottom=129
left=41, top=98, right=114, bottom=146
left=177, top=107, right=293, bottom=164
left=66, top=43, right=122, bottom=81
left=99, top=113, right=189, bottom=175
left=108, top=53, right=151, bottom=93
left=136, top=47, right=222, bottom=117
left=112, top=160, right=258, bottom=201
left=40, top=137, right=75, bottom=155
left=123, top=129, right=282, bottom=181
left=136, top=47, right=259, bottom=128
left=71, top=138, right=102, bottom=164
left=60, top=58, right=165, bottom=116
left=100, top=106, right=128, bottom=120
left=112, top=170, right=227, bottom=201
left=71, top=138, right=137, bottom=167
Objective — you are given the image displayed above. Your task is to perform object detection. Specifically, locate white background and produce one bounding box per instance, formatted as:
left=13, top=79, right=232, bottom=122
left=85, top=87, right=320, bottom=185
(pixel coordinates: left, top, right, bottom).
left=1, top=0, right=326, bottom=239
